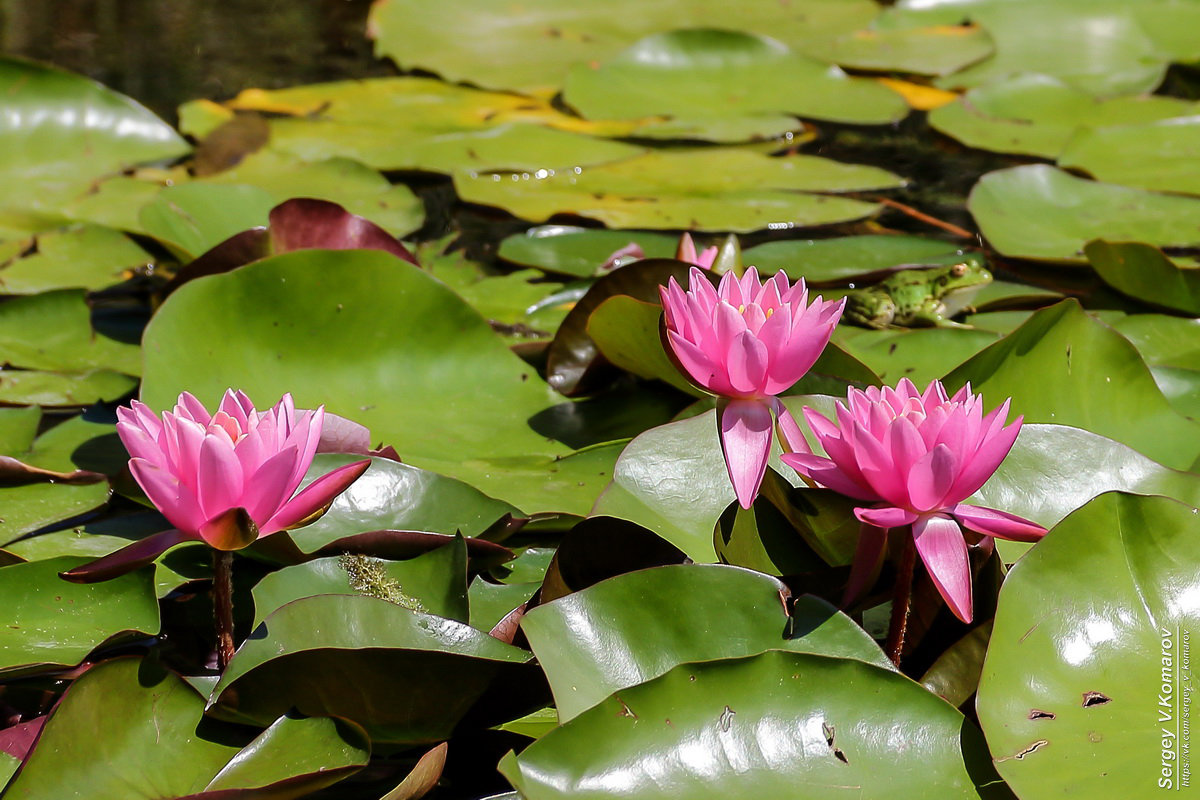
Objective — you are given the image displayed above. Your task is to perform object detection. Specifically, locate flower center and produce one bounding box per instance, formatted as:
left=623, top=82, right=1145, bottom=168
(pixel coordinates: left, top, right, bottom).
left=208, top=411, right=245, bottom=444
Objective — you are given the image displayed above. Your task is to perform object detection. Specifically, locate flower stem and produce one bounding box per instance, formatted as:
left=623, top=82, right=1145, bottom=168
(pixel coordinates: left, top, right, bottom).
left=212, top=550, right=236, bottom=671
left=885, top=531, right=918, bottom=668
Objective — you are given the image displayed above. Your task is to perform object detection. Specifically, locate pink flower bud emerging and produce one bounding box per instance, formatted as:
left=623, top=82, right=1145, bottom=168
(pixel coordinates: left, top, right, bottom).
left=781, top=378, right=1046, bottom=622
left=660, top=266, right=843, bottom=508
left=117, top=390, right=369, bottom=550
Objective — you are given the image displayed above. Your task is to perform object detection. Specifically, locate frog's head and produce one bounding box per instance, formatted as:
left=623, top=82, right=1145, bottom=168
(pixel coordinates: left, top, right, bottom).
left=935, top=255, right=992, bottom=315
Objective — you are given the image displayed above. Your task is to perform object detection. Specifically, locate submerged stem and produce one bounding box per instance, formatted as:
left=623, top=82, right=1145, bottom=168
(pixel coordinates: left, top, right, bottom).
left=885, top=531, right=918, bottom=668
left=213, top=549, right=236, bottom=671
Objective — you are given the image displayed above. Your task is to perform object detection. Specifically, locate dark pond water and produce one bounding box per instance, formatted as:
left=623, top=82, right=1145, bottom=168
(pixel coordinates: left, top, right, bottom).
left=0, top=0, right=393, bottom=121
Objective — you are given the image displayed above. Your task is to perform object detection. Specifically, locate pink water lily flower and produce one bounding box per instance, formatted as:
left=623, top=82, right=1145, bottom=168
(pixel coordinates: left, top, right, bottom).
left=781, top=378, right=1046, bottom=623
left=117, top=390, right=370, bottom=550
left=660, top=266, right=844, bottom=508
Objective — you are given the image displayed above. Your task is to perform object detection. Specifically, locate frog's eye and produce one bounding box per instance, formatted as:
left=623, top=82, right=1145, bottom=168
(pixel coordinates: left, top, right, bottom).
left=950, top=262, right=969, bottom=277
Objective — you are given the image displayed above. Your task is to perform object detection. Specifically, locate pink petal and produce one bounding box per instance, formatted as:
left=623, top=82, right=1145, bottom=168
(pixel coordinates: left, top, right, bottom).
left=196, top=433, right=244, bottom=520
left=952, top=504, right=1047, bottom=543
left=843, top=523, right=888, bottom=609
left=784, top=455, right=880, bottom=501
left=117, top=421, right=164, bottom=465
left=242, top=446, right=301, bottom=525
left=218, top=389, right=252, bottom=429
left=905, top=444, right=958, bottom=512
left=949, top=416, right=1022, bottom=501
left=262, top=459, right=371, bottom=533
left=695, top=246, right=718, bottom=270
left=129, top=458, right=204, bottom=534
left=666, top=330, right=729, bottom=395
left=855, top=505, right=919, bottom=528
left=676, top=232, right=699, bottom=264
left=718, top=399, right=774, bottom=509
left=913, top=514, right=973, bottom=623
left=174, top=392, right=211, bottom=424
left=725, top=331, right=769, bottom=396
left=885, top=415, right=926, bottom=476
left=773, top=400, right=809, bottom=455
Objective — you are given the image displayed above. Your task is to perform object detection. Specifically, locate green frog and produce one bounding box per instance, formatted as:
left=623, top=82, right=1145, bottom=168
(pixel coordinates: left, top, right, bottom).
left=841, top=255, right=992, bottom=329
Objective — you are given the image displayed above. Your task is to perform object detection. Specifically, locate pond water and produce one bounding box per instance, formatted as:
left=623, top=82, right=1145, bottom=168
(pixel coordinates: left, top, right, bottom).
left=0, top=0, right=392, bottom=121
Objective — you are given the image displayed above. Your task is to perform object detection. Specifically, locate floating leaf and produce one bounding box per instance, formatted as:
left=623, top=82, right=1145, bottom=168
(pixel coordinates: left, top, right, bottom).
left=832, top=326, right=1000, bottom=386
left=139, top=249, right=620, bottom=513
left=971, top=423, right=1200, bottom=562
left=743, top=235, right=970, bottom=284
left=1059, top=116, right=1200, bottom=196
left=211, top=594, right=532, bottom=743
left=803, top=23, right=994, bottom=76
left=0, top=289, right=140, bottom=376
left=523, top=564, right=891, bottom=721
left=0, top=557, right=158, bottom=678
left=944, top=300, right=1200, bottom=470
left=978, top=493, right=1200, bottom=798
left=368, top=0, right=880, bottom=93
left=5, top=658, right=369, bottom=799
left=455, top=149, right=896, bottom=232
left=251, top=537, right=469, bottom=627
left=968, top=165, right=1200, bottom=264
left=0, top=411, right=115, bottom=544
left=0, top=58, right=189, bottom=231
left=502, top=650, right=998, bottom=799
left=563, top=29, right=909, bottom=126
left=890, top=0, right=1177, bottom=97
left=497, top=226, right=679, bottom=278
left=191, top=78, right=648, bottom=172
left=929, top=74, right=1200, bottom=159
left=1084, top=240, right=1200, bottom=314
left=284, top=455, right=519, bottom=554
left=0, top=225, right=151, bottom=295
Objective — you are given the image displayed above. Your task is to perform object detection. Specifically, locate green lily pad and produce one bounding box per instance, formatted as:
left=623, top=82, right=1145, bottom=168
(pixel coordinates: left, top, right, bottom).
left=972, top=423, right=1200, bottom=562
left=211, top=593, right=532, bottom=743
left=502, top=650, right=998, bottom=799
left=944, top=300, right=1200, bottom=470
left=832, top=326, right=1001, bottom=386
left=0, top=289, right=140, bottom=375
left=803, top=23, right=994, bottom=76
left=1084, top=240, right=1200, bottom=314
left=251, top=538, right=470, bottom=627
left=289, top=455, right=519, bottom=553
left=0, top=370, right=136, bottom=408
left=139, top=249, right=604, bottom=512
left=968, top=165, right=1200, bottom=264
left=592, top=408, right=812, bottom=562
left=455, top=149, right=896, bottom=232
left=743, top=235, right=970, bottom=284
left=0, top=411, right=115, bottom=544
left=1059, top=116, right=1200, bottom=196
left=523, top=564, right=891, bottom=721
left=563, top=29, right=909, bottom=126
left=497, top=227, right=679, bottom=278
left=0, top=225, right=151, bottom=295
left=140, top=183, right=276, bottom=260
left=5, top=658, right=369, bottom=799
left=191, top=78, right=648, bottom=173
left=469, top=578, right=538, bottom=633
left=978, top=492, right=1200, bottom=798
left=202, top=151, right=424, bottom=237
left=0, top=557, right=158, bottom=678
left=929, top=74, right=1200, bottom=159
left=368, top=0, right=880, bottom=93
left=0, top=58, right=189, bottom=232
left=1110, top=314, right=1200, bottom=371
left=890, top=0, right=1177, bottom=97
